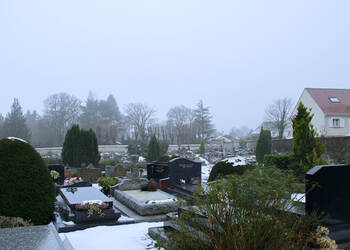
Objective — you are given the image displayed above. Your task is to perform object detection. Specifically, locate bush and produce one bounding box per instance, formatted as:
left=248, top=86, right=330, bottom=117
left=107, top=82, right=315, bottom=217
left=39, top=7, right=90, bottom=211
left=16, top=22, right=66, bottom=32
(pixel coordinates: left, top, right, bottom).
left=169, top=166, right=319, bottom=249
left=264, top=154, right=291, bottom=170
left=208, top=161, right=255, bottom=182
left=0, top=138, right=55, bottom=225
left=0, top=216, right=32, bottom=228
left=97, top=177, right=119, bottom=190
left=264, top=154, right=307, bottom=176
left=255, top=128, right=272, bottom=164
left=61, top=125, right=99, bottom=168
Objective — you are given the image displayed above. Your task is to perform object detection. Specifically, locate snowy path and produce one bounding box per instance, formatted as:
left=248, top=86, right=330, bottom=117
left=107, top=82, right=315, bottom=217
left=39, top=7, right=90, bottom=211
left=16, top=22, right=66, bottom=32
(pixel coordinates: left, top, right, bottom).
left=60, top=222, right=163, bottom=250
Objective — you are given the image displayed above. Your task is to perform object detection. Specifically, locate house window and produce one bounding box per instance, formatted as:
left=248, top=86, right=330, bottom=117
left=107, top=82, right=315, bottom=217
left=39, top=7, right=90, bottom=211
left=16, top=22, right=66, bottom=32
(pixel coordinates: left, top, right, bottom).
left=329, top=117, right=344, bottom=128
left=329, top=97, right=340, bottom=103
left=333, top=119, right=340, bottom=127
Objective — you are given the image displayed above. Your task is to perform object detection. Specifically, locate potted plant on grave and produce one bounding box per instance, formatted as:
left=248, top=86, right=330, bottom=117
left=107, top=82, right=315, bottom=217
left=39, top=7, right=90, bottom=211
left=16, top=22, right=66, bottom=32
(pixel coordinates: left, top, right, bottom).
left=97, top=177, right=119, bottom=195
left=50, top=170, right=61, bottom=196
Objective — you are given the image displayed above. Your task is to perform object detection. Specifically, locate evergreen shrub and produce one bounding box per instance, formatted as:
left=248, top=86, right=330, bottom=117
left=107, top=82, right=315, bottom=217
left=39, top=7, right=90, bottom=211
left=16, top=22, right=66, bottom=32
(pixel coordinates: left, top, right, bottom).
left=208, top=161, right=255, bottom=182
left=61, top=125, right=99, bottom=168
left=0, top=138, right=55, bottom=225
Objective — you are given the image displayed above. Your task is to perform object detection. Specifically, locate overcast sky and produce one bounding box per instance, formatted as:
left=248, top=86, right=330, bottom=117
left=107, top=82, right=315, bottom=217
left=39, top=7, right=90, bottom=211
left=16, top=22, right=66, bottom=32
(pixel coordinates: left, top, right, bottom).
left=1, top=1, right=349, bottom=133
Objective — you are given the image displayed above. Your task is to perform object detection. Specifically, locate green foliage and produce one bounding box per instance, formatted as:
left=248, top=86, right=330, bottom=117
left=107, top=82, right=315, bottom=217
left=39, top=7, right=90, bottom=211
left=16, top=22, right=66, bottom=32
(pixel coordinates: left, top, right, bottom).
left=147, top=135, right=161, bottom=162
left=264, top=154, right=301, bottom=175
left=238, top=138, right=247, bottom=148
left=159, top=140, right=169, bottom=156
left=0, top=216, right=32, bottom=228
left=0, top=139, right=55, bottom=225
left=97, top=177, right=119, bottom=190
left=127, top=141, right=147, bottom=156
left=61, top=125, right=99, bottom=168
left=169, top=166, right=319, bottom=249
left=255, top=128, right=272, bottom=164
left=2, top=98, right=31, bottom=141
left=292, top=102, right=326, bottom=173
left=208, top=161, right=255, bottom=182
left=87, top=203, right=105, bottom=218
left=264, top=154, right=291, bottom=171
left=199, top=139, right=205, bottom=155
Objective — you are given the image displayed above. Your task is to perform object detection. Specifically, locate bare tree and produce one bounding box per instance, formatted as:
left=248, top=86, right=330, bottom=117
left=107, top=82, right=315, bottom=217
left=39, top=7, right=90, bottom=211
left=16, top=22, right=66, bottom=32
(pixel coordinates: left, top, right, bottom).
left=124, top=103, right=156, bottom=142
left=43, top=93, right=81, bottom=145
left=167, top=105, right=193, bottom=145
left=265, top=97, right=293, bottom=139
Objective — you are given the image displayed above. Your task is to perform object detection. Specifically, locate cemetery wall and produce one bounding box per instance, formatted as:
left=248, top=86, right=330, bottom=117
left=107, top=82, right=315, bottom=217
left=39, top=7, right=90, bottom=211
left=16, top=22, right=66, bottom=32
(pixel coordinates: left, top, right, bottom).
left=272, top=136, right=350, bottom=164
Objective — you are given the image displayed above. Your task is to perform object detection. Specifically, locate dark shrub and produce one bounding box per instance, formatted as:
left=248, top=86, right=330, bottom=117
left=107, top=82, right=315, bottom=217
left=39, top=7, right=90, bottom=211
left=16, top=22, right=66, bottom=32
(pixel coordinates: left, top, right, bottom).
left=264, top=154, right=291, bottom=170
left=0, top=138, right=55, bottom=225
left=147, top=179, right=158, bottom=191
left=208, top=161, right=255, bottom=182
left=264, top=154, right=303, bottom=176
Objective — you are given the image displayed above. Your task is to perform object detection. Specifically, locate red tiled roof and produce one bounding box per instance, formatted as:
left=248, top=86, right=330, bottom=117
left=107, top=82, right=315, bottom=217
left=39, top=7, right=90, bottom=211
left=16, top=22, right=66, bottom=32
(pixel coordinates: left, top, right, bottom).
left=306, top=88, right=350, bottom=116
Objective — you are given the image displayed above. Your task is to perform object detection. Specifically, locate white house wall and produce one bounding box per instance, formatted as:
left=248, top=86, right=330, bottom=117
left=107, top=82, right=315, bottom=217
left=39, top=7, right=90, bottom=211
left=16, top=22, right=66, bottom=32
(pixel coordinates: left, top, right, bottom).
left=292, top=89, right=325, bottom=136
left=325, top=115, right=350, bottom=136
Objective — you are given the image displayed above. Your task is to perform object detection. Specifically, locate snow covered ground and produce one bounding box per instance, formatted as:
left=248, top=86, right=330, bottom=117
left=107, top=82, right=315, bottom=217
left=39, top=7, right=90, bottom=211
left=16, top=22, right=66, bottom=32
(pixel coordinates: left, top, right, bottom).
left=60, top=222, right=163, bottom=250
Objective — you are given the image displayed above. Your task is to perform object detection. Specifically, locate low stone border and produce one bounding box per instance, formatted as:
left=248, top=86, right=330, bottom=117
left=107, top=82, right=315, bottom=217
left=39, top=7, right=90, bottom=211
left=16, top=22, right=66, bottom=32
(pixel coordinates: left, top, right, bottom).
left=114, top=190, right=179, bottom=216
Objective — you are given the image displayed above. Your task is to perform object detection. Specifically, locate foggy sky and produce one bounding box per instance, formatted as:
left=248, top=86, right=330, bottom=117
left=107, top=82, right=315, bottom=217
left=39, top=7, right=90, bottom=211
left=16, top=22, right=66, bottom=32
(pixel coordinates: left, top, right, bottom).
left=1, top=0, right=350, bottom=133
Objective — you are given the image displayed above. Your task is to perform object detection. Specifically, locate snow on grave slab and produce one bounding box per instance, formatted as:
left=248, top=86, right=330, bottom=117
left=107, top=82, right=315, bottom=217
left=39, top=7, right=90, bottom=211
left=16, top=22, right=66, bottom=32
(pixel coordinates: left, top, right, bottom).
left=60, top=222, right=163, bottom=250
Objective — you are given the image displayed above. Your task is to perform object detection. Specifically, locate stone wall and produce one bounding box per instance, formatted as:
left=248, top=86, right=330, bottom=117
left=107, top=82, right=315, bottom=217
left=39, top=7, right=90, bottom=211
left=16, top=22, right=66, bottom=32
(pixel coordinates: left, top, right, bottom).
left=271, top=137, right=350, bottom=164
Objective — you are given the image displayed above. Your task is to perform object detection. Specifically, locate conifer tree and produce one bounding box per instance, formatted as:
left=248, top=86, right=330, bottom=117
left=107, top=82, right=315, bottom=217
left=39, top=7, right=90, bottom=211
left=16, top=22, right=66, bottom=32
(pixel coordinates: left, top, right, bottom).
left=147, top=135, right=160, bottom=162
left=292, top=102, right=325, bottom=173
left=199, top=138, right=205, bottom=155
left=255, top=128, right=271, bottom=164
left=62, top=125, right=99, bottom=168
left=2, top=98, right=31, bottom=141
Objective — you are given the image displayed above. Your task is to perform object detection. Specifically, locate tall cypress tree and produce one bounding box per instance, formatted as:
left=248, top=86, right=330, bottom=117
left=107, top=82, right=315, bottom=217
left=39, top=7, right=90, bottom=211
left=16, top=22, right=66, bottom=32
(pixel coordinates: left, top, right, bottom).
left=256, top=128, right=272, bottom=164
left=292, top=102, right=325, bottom=173
left=62, top=125, right=99, bottom=168
left=2, top=99, right=31, bottom=141
left=199, top=138, right=205, bottom=155
left=147, top=135, right=161, bottom=162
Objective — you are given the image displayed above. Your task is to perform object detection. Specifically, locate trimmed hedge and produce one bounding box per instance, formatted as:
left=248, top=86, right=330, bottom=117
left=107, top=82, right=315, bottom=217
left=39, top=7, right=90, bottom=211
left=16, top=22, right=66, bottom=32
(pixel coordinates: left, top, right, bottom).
left=264, top=154, right=291, bottom=170
left=208, top=161, right=255, bottom=182
left=0, top=138, right=55, bottom=225
left=263, top=154, right=302, bottom=175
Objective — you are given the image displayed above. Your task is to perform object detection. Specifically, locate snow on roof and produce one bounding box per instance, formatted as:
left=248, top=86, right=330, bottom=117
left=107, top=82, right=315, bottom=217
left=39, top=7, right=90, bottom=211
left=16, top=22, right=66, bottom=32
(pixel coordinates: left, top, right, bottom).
left=6, top=137, right=28, bottom=143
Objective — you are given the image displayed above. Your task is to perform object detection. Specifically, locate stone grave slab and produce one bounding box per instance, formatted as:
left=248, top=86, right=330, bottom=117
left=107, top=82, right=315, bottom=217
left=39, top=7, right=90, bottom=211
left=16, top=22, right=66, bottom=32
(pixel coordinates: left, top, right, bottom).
left=58, top=186, right=120, bottom=224
left=115, top=190, right=178, bottom=216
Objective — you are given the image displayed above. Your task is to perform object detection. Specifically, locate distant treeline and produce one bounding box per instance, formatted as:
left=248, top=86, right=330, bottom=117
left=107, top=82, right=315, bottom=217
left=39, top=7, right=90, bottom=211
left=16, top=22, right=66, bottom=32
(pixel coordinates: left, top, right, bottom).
left=0, top=92, right=215, bottom=147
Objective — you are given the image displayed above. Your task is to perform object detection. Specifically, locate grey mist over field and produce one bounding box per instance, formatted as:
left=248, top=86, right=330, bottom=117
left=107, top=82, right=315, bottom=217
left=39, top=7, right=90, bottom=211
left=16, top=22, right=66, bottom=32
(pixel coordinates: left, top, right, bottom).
left=1, top=0, right=350, bottom=132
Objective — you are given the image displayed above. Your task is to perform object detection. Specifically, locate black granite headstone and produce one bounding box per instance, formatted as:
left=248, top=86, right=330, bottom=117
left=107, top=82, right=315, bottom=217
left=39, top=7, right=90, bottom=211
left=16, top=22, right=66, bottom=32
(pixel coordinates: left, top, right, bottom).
left=168, top=157, right=201, bottom=186
left=306, top=164, right=350, bottom=220
left=48, top=164, right=64, bottom=185
left=147, top=162, right=169, bottom=183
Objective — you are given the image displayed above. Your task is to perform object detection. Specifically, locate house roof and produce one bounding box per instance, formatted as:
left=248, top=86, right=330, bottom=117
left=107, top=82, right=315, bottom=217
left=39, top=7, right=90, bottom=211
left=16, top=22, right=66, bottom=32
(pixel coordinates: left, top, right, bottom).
left=306, top=88, right=350, bottom=116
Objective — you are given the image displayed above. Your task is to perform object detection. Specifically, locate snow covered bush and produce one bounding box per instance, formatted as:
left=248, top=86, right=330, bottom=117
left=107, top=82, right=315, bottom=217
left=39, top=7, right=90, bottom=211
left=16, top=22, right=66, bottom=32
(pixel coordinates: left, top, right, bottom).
left=0, top=138, right=55, bottom=225
left=208, top=161, right=255, bottom=181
